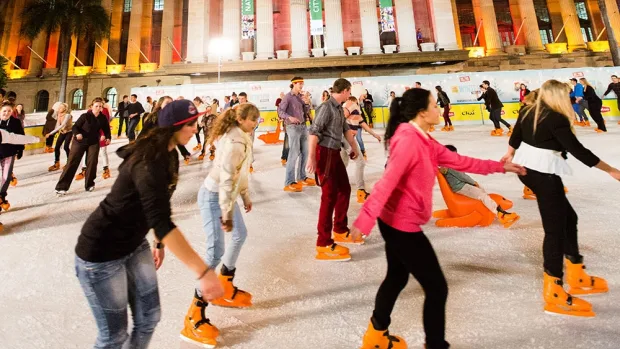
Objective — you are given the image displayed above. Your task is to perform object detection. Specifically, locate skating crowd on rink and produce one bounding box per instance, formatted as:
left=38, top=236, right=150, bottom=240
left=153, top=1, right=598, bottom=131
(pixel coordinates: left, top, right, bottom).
left=2, top=73, right=620, bottom=349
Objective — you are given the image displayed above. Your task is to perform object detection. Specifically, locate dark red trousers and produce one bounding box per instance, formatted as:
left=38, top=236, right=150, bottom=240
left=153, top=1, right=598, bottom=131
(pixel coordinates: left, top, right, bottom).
left=315, top=145, right=351, bottom=247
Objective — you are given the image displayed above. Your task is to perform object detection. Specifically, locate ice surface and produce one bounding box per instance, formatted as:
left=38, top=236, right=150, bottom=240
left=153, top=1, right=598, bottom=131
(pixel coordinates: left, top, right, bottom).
left=1, top=125, right=620, bottom=349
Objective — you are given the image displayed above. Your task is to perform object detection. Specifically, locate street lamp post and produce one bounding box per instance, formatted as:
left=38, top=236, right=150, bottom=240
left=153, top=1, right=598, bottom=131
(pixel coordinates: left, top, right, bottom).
left=209, top=38, right=233, bottom=83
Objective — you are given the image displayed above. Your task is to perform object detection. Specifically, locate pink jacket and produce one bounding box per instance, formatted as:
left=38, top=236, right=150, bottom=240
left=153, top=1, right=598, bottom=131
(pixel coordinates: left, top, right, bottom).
left=353, top=122, right=506, bottom=235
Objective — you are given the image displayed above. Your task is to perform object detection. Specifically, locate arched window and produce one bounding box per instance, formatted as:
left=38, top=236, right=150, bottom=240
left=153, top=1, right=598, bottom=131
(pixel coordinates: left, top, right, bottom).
left=104, top=87, right=118, bottom=108
left=35, top=90, right=50, bottom=112
left=71, top=89, right=84, bottom=110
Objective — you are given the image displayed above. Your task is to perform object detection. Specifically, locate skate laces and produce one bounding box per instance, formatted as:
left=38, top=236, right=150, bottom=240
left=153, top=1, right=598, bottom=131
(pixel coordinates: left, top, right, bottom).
left=194, top=300, right=213, bottom=329
left=383, top=330, right=401, bottom=349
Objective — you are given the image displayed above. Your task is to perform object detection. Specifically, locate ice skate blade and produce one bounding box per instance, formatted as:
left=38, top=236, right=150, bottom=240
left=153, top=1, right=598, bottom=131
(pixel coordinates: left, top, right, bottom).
left=179, top=334, right=216, bottom=348
left=544, top=306, right=595, bottom=318
left=315, top=254, right=351, bottom=262
left=334, top=240, right=365, bottom=245
left=567, top=288, right=609, bottom=296
left=210, top=299, right=252, bottom=309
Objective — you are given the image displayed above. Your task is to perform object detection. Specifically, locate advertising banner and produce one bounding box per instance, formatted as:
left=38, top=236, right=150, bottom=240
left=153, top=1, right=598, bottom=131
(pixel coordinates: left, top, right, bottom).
left=379, top=0, right=395, bottom=32
left=309, top=0, right=324, bottom=36
left=241, top=0, right=255, bottom=39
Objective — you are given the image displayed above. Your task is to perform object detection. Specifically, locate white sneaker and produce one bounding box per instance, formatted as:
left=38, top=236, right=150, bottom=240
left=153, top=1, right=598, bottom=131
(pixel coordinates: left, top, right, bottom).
left=55, top=190, right=67, bottom=196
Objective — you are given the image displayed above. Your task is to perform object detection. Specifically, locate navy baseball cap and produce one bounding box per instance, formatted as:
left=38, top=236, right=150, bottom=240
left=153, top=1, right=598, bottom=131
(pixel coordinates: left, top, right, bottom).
left=158, top=99, right=205, bottom=127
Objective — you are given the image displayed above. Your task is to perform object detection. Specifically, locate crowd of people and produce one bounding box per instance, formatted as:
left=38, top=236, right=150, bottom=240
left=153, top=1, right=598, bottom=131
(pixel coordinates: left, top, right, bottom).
left=4, top=72, right=620, bottom=349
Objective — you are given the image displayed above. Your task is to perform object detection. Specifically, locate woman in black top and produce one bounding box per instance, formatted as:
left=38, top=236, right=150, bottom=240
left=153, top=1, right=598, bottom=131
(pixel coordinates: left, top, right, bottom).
left=503, top=79, right=620, bottom=318
left=579, top=78, right=606, bottom=132
left=75, top=99, right=222, bottom=349
left=55, top=97, right=111, bottom=194
left=0, top=101, right=25, bottom=212
left=435, top=86, right=452, bottom=131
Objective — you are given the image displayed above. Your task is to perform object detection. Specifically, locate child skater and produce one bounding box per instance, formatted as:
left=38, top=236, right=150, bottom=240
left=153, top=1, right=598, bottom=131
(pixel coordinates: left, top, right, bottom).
left=0, top=101, right=26, bottom=211
left=181, top=103, right=260, bottom=348
left=198, top=113, right=217, bottom=161
left=503, top=79, right=620, bottom=317
left=349, top=88, right=525, bottom=349
left=440, top=144, right=520, bottom=227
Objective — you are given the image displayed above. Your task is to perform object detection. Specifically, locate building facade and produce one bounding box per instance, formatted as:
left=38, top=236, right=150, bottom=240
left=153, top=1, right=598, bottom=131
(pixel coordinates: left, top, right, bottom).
left=2, top=0, right=620, bottom=112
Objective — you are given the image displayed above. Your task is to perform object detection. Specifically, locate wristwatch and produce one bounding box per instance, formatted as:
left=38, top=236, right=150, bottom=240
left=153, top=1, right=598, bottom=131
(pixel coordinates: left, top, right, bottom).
left=155, top=241, right=164, bottom=249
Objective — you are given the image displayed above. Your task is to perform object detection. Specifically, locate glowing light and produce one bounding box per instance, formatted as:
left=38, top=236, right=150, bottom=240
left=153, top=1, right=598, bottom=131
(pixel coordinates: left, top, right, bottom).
left=74, top=66, right=92, bottom=76
left=107, top=64, right=125, bottom=75
left=139, top=63, right=158, bottom=73
left=9, top=69, right=27, bottom=79
left=208, top=38, right=234, bottom=59
left=587, top=41, right=610, bottom=53
left=466, top=46, right=485, bottom=58
left=546, top=43, right=568, bottom=54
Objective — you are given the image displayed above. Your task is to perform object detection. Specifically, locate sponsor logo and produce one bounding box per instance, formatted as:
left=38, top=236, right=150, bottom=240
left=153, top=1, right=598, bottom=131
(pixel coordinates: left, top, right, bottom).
left=572, top=72, right=584, bottom=78
left=459, top=76, right=470, bottom=82
left=601, top=106, right=611, bottom=113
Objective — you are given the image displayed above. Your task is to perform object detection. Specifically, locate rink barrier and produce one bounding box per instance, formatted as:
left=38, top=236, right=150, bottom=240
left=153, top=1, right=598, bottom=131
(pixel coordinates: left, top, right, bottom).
left=21, top=101, right=620, bottom=153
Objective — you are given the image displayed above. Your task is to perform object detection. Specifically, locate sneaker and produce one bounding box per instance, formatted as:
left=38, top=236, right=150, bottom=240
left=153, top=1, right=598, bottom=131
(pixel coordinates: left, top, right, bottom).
left=333, top=230, right=365, bottom=245
left=315, top=243, right=351, bottom=261
left=55, top=190, right=67, bottom=196
left=284, top=183, right=302, bottom=192
left=300, top=178, right=316, bottom=186
left=86, top=186, right=95, bottom=192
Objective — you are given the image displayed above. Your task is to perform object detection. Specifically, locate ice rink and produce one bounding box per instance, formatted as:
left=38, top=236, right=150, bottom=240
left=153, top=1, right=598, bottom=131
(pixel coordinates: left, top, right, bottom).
left=1, top=125, right=620, bottom=349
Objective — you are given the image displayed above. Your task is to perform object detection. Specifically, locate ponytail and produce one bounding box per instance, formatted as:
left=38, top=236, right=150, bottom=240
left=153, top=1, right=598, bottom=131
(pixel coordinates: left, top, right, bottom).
left=207, top=103, right=260, bottom=144
left=384, top=88, right=432, bottom=150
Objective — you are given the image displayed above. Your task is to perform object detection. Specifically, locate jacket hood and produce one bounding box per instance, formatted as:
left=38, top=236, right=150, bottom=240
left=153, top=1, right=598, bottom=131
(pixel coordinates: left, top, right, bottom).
left=116, top=144, right=134, bottom=159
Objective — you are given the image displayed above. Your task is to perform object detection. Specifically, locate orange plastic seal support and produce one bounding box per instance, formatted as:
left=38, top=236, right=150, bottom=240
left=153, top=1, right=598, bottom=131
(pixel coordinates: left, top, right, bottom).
left=432, top=172, right=513, bottom=228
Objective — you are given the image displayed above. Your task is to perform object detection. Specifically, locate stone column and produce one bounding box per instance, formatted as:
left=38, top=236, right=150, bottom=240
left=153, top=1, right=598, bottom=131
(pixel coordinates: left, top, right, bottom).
left=159, top=0, right=176, bottom=66
left=109, top=0, right=123, bottom=63
left=125, top=0, right=144, bottom=71
left=26, top=33, right=47, bottom=76
left=604, top=0, right=620, bottom=46
left=516, top=0, right=545, bottom=52
left=289, top=0, right=310, bottom=57
left=4, top=0, right=23, bottom=64
left=46, top=32, right=61, bottom=68
left=586, top=0, right=604, bottom=39
left=472, top=0, right=504, bottom=55
left=140, top=0, right=154, bottom=60
left=68, top=36, right=78, bottom=76
left=93, top=0, right=112, bottom=73
left=451, top=0, right=463, bottom=48
left=0, top=1, right=16, bottom=57
left=324, top=0, right=346, bottom=56
left=430, top=0, right=460, bottom=50
left=222, top=0, right=241, bottom=60
left=256, top=0, right=275, bottom=59
left=358, top=0, right=381, bottom=54
left=393, top=0, right=419, bottom=52
left=187, top=0, right=210, bottom=63
left=558, top=0, right=587, bottom=51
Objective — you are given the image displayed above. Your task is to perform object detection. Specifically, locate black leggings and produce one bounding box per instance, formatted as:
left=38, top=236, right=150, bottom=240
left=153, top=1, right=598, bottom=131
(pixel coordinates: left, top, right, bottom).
left=195, top=127, right=202, bottom=144
left=54, top=132, right=72, bottom=162
left=518, top=169, right=581, bottom=278
left=372, top=219, right=450, bottom=349
left=587, top=101, right=606, bottom=131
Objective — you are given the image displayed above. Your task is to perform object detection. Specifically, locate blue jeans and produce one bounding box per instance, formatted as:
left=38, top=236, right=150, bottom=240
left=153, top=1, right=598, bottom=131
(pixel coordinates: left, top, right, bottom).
left=356, top=128, right=365, bottom=154
left=198, top=186, right=248, bottom=270
left=75, top=240, right=161, bottom=349
left=127, top=116, right=139, bottom=141
left=281, top=133, right=289, bottom=160
left=284, top=124, right=308, bottom=185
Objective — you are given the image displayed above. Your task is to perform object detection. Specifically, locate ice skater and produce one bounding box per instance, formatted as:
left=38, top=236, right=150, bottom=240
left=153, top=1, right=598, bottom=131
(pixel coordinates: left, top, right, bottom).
left=0, top=101, right=26, bottom=212
left=45, top=103, right=72, bottom=172
left=436, top=86, right=453, bottom=131
left=478, top=80, right=511, bottom=136
left=349, top=88, right=525, bottom=349
left=503, top=79, right=620, bottom=317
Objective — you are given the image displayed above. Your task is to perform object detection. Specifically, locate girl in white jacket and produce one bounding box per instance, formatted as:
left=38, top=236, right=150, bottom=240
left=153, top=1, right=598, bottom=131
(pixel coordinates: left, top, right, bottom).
left=194, top=103, right=259, bottom=316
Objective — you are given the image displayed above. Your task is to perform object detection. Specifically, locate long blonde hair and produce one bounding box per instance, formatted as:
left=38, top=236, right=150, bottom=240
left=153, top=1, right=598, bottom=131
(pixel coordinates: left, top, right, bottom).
left=522, top=89, right=538, bottom=106
left=579, top=78, right=594, bottom=92
left=523, top=80, right=575, bottom=133
left=207, top=103, right=260, bottom=144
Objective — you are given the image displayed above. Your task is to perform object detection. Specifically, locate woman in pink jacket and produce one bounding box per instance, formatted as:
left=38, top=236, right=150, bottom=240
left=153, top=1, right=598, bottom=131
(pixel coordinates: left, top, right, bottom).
left=350, top=88, right=525, bottom=349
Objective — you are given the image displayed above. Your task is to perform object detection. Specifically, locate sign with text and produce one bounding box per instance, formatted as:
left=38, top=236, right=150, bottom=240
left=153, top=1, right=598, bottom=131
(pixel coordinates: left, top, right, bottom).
left=241, top=0, right=255, bottom=39
left=380, top=0, right=395, bottom=32
left=309, top=0, right=324, bottom=35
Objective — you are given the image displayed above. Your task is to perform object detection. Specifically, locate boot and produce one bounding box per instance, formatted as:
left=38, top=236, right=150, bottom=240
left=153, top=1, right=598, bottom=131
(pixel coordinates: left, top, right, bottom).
left=362, top=150, right=367, bottom=161
left=523, top=186, right=536, bottom=200
left=333, top=230, right=365, bottom=245
left=584, top=120, right=591, bottom=127
left=10, top=174, right=17, bottom=187
left=198, top=153, right=205, bottom=161
left=281, top=159, right=287, bottom=166
left=497, top=211, right=520, bottom=228
left=1, top=199, right=10, bottom=211
left=595, top=128, right=605, bottom=133
left=316, top=243, right=351, bottom=261
left=564, top=257, right=608, bottom=296
left=249, top=165, right=254, bottom=173
left=75, top=168, right=86, bottom=181
left=210, top=265, right=253, bottom=308
left=193, top=143, right=202, bottom=151
left=357, top=189, right=370, bottom=203
left=283, top=183, right=302, bottom=192
left=491, top=128, right=504, bottom=136
left=448, top=125, right=454, bottom=131
left=184, top=156, right=190, bottom=165
left=102, top=166, right=111, bottom=179
left=506, top=126, right=513, bottom=136
left=48, top=161, right=60, bottom=172
left=543, top=272, right=594, bottom=317
left=44, top=146, right=54, bottom=153
left=180, top=291, right=220, bottom=348
left=428, top=125, right=435, bottom=132
left=301, top=177, right=316, bottom=186
left=209, top=146, right=216, bottom=161
left=360, top=319, right=407, bottom=349
left=441, top=126, right=449, bottom=132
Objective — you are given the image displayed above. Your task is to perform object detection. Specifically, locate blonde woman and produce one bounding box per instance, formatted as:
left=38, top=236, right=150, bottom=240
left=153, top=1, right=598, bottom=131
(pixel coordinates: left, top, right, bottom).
left=182, top=104, right=260, bottom=348
left=579, top=78, right=606, bottom=132
left=503, top=79, right=620, bottom=317
left=46, top=103, right=72, bottom=171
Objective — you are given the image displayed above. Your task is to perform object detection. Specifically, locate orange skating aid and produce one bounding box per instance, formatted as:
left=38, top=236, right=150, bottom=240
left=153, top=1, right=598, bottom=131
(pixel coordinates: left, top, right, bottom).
left=360, top=320, right=407, bottom=349
left=565, top=258, right=609, bottom=296
left=543, top=273, right=594, bottom=317
left=180, top=291, right=219, bottom=348
left=333, top=230, right=365, bottom=245
left=210, top=266, right=252, bottom=308
left=316, top=243, right=351, bottom=261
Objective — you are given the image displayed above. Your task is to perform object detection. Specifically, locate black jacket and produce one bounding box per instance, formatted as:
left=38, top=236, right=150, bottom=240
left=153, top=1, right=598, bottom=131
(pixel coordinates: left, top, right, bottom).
left=583, top=85, right=602, bottom=105
left=73, top=111, right=111, bottom=146
left=437, top=91, right=450, bottom=108
left=484, top=87, right=504, bottom=110
left=76, top=145, right=179, bottom=262
left=127, top=102, right=145, bottom=119
left=0, top=117, right=25, bottom=159
left=114, top=101, right=129, bottom=118
left=603, top=82, right=620, bottom=98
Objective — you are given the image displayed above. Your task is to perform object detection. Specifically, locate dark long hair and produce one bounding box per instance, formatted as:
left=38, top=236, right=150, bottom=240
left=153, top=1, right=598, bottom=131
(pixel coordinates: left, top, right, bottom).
left=127, top=124, right=186, bottom=165
left=385, top=88, right=432, bottom=150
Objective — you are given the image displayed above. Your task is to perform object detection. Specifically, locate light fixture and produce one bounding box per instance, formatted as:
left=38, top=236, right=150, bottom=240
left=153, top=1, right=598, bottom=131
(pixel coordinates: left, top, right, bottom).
left=208, top=38, right=234, bottom=83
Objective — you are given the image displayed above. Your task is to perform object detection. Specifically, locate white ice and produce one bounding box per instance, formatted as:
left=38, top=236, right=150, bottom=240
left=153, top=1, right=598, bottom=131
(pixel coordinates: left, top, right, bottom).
left=1, top=125, right=620, bottom=349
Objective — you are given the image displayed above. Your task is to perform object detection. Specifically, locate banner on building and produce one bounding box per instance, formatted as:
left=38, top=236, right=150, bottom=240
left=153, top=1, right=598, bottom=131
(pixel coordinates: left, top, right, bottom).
left=309, top=0, right=324, bottom=35
left=241, top=0, right=255, bottom=39
left=379, top=0, right=395, bottom=32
